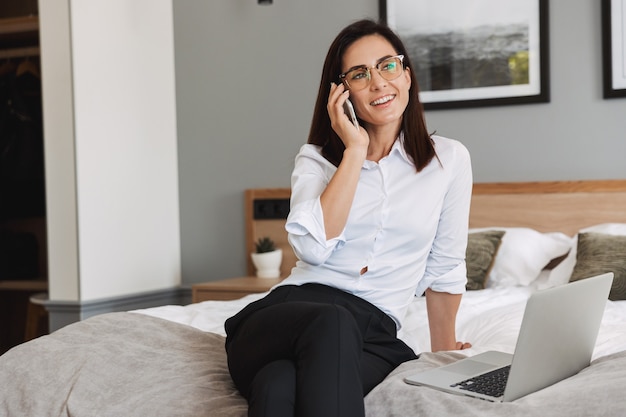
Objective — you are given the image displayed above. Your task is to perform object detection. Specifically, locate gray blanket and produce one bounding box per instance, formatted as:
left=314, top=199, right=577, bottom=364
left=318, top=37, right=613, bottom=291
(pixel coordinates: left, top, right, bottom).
left=0, top=312, right=247, bottom=417
left=1, top=312, right=625, bottom=416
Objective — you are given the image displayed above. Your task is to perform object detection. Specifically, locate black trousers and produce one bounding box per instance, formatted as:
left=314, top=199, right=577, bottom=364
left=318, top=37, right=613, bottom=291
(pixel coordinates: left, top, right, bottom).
left=224, top=283, right=418, bottom=417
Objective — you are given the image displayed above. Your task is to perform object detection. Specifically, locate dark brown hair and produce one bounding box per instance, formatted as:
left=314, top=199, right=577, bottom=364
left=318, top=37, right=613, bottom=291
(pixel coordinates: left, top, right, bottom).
left=307, top=19, right=435, bottom=171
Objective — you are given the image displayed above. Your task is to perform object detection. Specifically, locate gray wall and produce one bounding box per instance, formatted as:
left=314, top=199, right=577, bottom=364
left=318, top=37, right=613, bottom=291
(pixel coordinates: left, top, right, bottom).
left=173, top=0, right=626, bottom=284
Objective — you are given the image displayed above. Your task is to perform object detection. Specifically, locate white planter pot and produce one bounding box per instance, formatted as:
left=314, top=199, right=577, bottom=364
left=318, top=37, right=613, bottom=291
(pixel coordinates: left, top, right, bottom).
left=251, top=249, right=283, bottom=278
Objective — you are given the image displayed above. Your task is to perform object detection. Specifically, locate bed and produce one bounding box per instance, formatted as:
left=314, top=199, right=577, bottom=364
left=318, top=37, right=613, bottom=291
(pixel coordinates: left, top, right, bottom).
left=2, top=180, right=626, bottom=416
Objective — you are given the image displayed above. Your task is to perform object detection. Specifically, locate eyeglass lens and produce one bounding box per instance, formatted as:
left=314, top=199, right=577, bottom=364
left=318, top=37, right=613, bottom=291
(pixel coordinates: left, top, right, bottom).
left=343, top=56, right=403, bottom=91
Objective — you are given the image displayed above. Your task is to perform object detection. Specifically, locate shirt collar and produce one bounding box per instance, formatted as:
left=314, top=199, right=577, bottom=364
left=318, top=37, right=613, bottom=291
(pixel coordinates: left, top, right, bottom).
left=362, top=132, right=412, bottom=169
left=394, top=131, right=412, bottom=164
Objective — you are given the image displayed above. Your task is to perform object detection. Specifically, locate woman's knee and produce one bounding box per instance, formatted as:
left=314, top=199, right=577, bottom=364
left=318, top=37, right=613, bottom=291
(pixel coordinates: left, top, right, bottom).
left=305, top=304, right=359, bottom=336
left=295, top=304, right=363, bottom=359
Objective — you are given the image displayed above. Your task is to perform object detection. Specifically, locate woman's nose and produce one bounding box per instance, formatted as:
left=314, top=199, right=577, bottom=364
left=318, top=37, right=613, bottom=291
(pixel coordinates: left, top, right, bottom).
left=369, top=68, right=388, bottom=89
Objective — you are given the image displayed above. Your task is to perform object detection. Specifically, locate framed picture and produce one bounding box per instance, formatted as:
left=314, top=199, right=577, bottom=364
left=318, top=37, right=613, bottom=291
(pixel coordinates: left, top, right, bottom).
left=379, top=0, right=550, bottom=110
left=602, top=0, right=626, bottom=98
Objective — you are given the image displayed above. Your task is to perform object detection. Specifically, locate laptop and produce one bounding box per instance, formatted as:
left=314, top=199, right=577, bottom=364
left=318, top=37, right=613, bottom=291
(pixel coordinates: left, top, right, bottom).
left=404, top=272, right=614, bottom=402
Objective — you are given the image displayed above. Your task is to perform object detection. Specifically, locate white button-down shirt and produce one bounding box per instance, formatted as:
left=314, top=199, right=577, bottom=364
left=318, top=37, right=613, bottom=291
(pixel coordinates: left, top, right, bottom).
left=277, top=134, right=472, bottom=329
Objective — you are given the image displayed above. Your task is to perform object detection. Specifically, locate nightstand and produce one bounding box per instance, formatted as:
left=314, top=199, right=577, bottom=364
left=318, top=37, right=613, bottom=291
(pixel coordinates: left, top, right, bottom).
left=191, top=276, right=283, bottom=303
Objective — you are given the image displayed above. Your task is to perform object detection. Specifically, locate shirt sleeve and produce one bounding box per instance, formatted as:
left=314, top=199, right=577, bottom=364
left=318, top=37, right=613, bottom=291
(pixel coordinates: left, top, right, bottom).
left=415, top=141, right=473, bottom=296
left=285, top=146, right=346, bottom=266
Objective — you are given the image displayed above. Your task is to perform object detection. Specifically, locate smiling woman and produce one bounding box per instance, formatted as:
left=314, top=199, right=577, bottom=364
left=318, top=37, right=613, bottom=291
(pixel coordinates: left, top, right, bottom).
left=223, top=19, right=474, bottom=417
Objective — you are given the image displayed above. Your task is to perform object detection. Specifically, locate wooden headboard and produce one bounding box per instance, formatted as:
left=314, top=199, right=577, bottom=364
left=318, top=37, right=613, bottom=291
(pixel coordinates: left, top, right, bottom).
left=245, top=180, right=626, bottom=276
left=470, top=180, right=626, bottom=235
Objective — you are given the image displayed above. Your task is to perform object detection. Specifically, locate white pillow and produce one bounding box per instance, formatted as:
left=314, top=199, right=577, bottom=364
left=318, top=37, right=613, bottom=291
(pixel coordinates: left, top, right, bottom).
left=469, top=227, right=572, bottom=288
left=544, top=223, right=626, bottom=289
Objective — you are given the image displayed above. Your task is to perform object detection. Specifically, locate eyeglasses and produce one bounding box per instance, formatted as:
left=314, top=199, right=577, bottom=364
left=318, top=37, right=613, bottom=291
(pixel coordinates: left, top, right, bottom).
left=339, top=55, right=405, bottom=91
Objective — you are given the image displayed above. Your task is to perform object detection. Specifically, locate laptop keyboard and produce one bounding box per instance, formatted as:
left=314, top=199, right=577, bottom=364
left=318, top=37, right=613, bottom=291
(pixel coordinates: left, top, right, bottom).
left=451, top=365, right=511, bottom=398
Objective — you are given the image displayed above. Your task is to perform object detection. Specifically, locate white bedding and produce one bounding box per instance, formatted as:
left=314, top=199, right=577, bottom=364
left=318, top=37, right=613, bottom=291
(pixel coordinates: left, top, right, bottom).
left=133, top=280, right=626, bottom=362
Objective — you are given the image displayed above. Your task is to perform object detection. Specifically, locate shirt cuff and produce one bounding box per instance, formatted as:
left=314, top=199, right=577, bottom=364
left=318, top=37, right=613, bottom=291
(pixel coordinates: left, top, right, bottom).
left=286, top=198, right=345, bottom=264
left=415, top=262, right=467, bottom=297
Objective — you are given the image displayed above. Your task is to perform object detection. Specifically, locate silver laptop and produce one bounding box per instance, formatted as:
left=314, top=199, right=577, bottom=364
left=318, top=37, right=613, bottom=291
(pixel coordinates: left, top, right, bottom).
left=404, top=272, right=613, bottom=402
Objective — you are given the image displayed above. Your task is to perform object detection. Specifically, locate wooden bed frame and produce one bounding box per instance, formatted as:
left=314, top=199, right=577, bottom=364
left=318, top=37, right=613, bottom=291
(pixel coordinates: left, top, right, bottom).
left=245, top=180, right=626, bottom=276
left=470, top=180, right=626, bottom=235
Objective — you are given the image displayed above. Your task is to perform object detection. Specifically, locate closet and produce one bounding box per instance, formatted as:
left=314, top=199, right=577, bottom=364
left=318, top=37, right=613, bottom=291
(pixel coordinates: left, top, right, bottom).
left=0, top=2, right=48, bottom=354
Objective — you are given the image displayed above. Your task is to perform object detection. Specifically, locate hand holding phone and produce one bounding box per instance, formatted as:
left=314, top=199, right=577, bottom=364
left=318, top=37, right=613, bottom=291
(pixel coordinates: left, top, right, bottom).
left=343, top=99, right=359, bottom=130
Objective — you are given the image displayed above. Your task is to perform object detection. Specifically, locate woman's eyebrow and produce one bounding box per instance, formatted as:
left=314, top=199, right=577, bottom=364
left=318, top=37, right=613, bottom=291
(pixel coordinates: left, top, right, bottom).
left=343, top=55, right=395, bottom=73
left=375, top=54, right=394, bottom=64
left=343, top=63, right=368, bottom=73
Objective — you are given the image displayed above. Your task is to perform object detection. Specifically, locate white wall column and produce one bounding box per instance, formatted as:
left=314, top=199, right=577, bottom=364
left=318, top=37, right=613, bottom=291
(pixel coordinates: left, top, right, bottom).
left=38, top=0, right=182, bottom=327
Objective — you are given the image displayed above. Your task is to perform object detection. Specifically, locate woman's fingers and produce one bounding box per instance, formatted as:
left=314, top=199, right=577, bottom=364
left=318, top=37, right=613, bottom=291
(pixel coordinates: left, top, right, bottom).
left=456, top=341, right=472, bottom=350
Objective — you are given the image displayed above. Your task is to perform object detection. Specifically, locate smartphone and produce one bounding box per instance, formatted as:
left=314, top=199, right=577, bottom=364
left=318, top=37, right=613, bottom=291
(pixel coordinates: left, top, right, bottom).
left=343, top=99, right=359, bottom=130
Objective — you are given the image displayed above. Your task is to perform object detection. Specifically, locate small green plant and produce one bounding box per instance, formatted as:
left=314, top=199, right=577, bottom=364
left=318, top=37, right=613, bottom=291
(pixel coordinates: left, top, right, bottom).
left=255, top=237, right=277, bottom=253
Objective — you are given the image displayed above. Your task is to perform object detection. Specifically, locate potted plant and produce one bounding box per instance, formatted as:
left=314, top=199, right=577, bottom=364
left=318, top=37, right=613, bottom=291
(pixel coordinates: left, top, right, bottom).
left=251, top=237, right=283, bottom=278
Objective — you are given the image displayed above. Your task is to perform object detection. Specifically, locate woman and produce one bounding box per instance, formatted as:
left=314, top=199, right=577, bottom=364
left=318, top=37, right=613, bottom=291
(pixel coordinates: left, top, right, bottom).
left=225, top=19, right=472, bottom=417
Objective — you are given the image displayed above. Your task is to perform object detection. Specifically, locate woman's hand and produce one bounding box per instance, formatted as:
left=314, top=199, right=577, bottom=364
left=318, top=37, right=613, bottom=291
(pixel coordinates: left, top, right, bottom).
left=319, top=83, right=369, bottom=239
left=455, top=341, right=472, bottom=350
left=327, top=83, right=369, bottom=152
